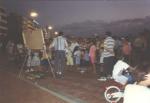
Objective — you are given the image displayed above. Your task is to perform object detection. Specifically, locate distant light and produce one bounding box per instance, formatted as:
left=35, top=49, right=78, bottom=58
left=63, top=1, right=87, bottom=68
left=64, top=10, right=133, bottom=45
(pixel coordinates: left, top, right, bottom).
left=54, top=31, right=58, bottom=35
left=48, top=26, right=53, bottom=30
left=30, top=12, right=38, bottom=18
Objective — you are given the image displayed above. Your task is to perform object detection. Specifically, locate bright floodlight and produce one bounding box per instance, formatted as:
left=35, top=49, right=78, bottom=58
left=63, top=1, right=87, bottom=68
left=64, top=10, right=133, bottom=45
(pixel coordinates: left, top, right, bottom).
left=30, top=12, right=38, bottom=18
left=48, top=26, right=53, bottom=30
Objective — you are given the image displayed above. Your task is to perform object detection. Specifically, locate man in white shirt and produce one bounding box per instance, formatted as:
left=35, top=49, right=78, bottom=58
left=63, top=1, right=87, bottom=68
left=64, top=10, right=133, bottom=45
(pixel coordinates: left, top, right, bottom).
left=112, top=60, right=133, bottom=85
left=50, top=31, right=68, bottom=78
left=102, top=32, right=116, bottom=78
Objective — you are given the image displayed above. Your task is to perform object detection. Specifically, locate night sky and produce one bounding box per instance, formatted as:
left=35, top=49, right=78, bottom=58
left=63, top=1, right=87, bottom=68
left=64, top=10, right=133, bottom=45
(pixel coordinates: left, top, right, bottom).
left=1, top=0, right=150, bottom=27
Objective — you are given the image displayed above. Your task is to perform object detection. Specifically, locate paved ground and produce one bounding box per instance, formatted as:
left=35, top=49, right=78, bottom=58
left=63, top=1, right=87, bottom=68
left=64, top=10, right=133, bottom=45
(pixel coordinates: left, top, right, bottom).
left=0, top=70, right=68, bottom=103
left=0, top=53, right=122, bottom=103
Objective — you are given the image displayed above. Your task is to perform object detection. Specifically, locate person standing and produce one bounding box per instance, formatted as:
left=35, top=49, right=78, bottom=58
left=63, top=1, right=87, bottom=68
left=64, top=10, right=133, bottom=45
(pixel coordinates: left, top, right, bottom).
left=50, top=31, right=68, bottom=78
left=102, top=32, right=116, bottom=79
left=89, top=41, right=97, bottom=74
left=121, top=37, right=132, bottom=64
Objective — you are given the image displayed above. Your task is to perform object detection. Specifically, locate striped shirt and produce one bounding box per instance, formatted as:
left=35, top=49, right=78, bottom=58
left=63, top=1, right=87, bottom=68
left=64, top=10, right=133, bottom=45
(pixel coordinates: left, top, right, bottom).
left=103, top=36, right=115, bottom=57
left=51, top=36, right=68, bottom=51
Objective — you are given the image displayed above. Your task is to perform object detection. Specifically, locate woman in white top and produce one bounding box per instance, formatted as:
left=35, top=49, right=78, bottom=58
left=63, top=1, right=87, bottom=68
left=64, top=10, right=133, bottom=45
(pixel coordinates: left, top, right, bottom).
left=123, top=63, right=150, bottom=103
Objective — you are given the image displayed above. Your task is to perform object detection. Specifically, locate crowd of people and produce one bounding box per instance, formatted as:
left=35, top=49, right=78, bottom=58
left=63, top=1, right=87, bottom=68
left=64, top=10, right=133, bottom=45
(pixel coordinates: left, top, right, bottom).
left=2, top=30, right=150, bottom=103
left=4, top=31, right=150, bottom=78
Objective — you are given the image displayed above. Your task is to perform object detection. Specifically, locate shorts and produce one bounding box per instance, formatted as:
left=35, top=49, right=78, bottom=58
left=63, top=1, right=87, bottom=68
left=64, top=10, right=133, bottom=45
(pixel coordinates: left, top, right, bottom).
left=114, top=75, right=128, bottom=85
left=75, top=56, right=80, bottom=65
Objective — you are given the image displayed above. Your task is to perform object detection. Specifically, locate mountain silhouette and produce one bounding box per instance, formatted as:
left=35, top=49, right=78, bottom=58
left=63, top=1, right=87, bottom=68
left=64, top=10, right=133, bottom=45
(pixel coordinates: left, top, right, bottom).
left=57, top=16, right=150, bottom=37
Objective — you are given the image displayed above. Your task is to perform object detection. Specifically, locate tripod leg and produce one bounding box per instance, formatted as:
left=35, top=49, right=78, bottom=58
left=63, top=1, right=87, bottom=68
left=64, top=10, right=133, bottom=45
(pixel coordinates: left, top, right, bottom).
left=42, top=45, right=55, bottom=78
left=47, top=57, right=55, bottom=78
left=18, top=54, right=28, bottom=78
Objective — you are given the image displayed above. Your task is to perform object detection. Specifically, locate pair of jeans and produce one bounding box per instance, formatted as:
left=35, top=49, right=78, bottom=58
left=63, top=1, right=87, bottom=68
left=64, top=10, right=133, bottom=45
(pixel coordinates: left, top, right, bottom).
left=103, top=56, right=116, bottom=77
left=54, top=50, right=66, bottom=74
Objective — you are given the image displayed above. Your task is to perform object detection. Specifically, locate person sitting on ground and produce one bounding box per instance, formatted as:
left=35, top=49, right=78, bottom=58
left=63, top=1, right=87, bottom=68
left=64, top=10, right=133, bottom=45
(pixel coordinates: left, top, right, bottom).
left=112, top=60, right=135, bottom=87
left=123, top=62, right=150, bottom=103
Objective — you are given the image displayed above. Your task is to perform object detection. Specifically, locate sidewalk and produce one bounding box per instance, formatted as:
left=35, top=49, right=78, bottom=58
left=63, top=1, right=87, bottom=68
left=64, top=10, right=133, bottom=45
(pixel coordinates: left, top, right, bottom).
left=0, top=70, right=67, bottom=103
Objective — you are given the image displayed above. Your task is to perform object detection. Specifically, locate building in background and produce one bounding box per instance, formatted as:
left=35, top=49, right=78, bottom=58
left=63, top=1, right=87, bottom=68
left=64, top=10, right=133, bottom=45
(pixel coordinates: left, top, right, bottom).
left=7, top=12, right=41, bottom=44
left=7, top=13, right=23, bottom=43
left=0, top=6, right=7, bottom=36
left=0, top=6, right=8, bottom=51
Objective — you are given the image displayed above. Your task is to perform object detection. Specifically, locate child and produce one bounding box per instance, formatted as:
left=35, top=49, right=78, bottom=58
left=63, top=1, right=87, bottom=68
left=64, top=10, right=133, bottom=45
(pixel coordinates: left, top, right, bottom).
left=40, top=50, right=50, bottom=72
left=83, top=49, right=90, bottom=67
left=31, top=52, right=41, bottom=67
left=26, top=49, right=32, bottom=72
left=74, top=47, right=81, bottom=70
left=16, top=43, right=24, bottom=63
left=80, top=49, right=88, bottom=73
left=97, top=47, right=106, bottom=81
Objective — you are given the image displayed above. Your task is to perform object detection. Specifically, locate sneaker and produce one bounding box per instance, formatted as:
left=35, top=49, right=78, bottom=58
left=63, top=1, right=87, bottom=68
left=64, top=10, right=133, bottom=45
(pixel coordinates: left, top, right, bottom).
left=107, top=75, right=113, bottom=79
left=25, top=69, right=30, bottom=73
left=80, top=70, right=85, bottom=74
left=58, top=72, right=62, bottom=75
left=56, top=72, right=62, bottom=75
left=30, top=68, right=34, bottom=72
left=97, top=77, right=107, bottom=81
